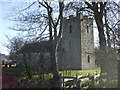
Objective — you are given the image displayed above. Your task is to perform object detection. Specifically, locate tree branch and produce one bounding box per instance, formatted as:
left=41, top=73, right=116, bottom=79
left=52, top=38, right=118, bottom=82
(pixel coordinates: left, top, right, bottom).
left=85, top=2, right=94, bottom=11
left=17, top=2, right=36, bottom=13
left=37, top=0, right=47, bottom=9
left=55, top=2, right=64, bottom=27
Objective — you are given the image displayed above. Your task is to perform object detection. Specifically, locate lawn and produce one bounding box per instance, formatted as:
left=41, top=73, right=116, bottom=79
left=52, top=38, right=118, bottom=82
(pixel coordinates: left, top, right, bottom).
left=60, top=67, right=101, bottom=77
left=2, top=66, right=100, bottom=79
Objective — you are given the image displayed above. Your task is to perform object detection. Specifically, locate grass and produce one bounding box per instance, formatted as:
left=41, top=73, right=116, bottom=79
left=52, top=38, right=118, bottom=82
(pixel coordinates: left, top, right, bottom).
left=2, top=66, right=100, bottom=79
left=2, top=66, right=53, bottom=80
left=60, top=67, right=101, bottom=77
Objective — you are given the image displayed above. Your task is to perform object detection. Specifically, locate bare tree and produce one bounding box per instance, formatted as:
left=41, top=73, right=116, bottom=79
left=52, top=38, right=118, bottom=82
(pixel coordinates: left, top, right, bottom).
left=65, top=2, right=119, bottom=49
left=64, top=1, right=119, bottom=88
left=37, top=1, right=64, bottom=87
left=4, top=34, right=25, bottom=58
left=9, top=1, right=64, bottom=87
left=105, top=2, right=119, bottom=48
left=8, top=1, right=119, bottom=88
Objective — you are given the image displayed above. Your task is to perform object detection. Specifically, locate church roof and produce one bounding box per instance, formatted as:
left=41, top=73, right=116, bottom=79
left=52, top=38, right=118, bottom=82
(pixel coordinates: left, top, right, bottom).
left=18, top=41, right=50, bottom=53
left=17, top=39, right=63, bottom=54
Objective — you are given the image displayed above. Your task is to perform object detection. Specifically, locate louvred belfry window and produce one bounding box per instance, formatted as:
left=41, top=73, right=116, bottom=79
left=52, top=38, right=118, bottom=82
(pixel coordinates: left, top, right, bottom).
left=87, top=25, right=89, bottom=33
left=88, top=55, right=90, bottom=63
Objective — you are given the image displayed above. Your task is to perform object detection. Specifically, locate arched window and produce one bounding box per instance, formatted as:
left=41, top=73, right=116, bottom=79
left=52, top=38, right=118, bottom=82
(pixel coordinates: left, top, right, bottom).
left=88, top=55, right=90, bottom=63
left=69, top=25, right=72, bottom=33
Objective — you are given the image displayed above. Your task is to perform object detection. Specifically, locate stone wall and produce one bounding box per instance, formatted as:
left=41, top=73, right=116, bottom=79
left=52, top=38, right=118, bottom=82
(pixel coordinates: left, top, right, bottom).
left=21, top=52, right=51, bottom=72
left=58, top=15, right=81, bottom=70
left=80, top=14, right=95, bottom=70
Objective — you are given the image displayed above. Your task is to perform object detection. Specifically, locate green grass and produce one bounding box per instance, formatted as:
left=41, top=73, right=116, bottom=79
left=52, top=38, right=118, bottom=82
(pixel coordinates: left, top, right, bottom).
left=60, top=67, right=101, bottom=77
left=2, top=66, right=53, bottom=80
left=3, top=66, right=100, bottom=79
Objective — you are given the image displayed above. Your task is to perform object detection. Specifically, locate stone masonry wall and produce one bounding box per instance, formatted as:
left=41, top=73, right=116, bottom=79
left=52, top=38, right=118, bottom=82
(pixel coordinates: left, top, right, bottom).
left=58, top=15, right=81, bottom=70
left=80, top=14, right=95, bottom=70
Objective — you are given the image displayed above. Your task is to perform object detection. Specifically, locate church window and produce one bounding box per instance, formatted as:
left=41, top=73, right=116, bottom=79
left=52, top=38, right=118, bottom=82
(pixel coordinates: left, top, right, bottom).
left=69, top=25, right=72, bottom=33
left=87, top=55, right=90, bottom=63
left=87, top=25, right=89, bottom=33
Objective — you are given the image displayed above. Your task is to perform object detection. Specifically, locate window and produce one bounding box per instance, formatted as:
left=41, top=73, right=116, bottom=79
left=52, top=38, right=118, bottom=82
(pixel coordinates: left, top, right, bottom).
left=87, top=25, right=89, bottom=33
left=87, top=55, right=90, bottom=63
left=69, top=25, right=72, bottom=33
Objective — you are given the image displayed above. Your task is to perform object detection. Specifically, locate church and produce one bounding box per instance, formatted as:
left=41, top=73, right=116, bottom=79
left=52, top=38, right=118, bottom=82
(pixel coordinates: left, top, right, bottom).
left=18, top=13, right=95, bottom=70
left=57, top=13, right=95, bottom=70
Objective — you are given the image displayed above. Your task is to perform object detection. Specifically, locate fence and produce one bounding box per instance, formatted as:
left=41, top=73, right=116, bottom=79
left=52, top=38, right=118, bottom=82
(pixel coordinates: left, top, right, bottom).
left=60, top=72, right=100, bottom=88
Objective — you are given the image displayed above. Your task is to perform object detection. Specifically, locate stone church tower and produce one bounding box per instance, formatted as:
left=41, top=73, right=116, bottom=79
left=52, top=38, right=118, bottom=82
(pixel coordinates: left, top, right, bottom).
left=58, top=13, right=95, bottom=70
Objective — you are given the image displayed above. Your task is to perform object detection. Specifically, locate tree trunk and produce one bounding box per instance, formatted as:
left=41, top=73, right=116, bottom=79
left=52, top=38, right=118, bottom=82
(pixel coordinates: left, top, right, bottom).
left=47, top=7, right=60, bottom=88
left=95, top=13, right=106, bottom=72
left=94, top=13, right=106, bottom=50
left=93, top=5, right=107, bottom=87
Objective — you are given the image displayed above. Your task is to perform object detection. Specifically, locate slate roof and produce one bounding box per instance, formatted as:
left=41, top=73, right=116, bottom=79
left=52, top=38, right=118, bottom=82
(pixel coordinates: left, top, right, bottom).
left=18, top=41, right=51, bottom=53
left=17, top=40, right=63, bottom=54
